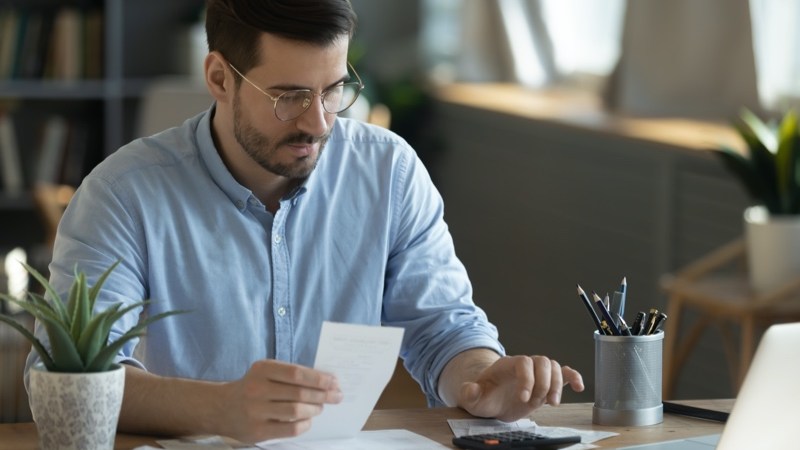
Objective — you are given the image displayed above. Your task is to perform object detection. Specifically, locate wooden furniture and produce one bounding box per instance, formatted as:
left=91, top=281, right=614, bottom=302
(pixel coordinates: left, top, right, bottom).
left=661, top=238, right=800, bottom=399
left=0, top=400, right=732, bottom=449
left=30, top=183, right=75, bottom=250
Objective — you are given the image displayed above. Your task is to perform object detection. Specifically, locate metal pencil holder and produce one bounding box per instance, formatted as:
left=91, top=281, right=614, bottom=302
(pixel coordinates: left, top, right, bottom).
left=593, top=330, right=664, bottom=426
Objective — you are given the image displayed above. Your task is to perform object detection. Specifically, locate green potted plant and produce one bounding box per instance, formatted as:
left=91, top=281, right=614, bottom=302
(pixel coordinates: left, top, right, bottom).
left=0, top=261, right=185, bottom=450
left=713, top=109, right=800, bottom=293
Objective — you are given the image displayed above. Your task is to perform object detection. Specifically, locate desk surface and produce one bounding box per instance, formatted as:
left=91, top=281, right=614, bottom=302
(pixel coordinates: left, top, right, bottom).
left=0, top=400, right=732, bottom=449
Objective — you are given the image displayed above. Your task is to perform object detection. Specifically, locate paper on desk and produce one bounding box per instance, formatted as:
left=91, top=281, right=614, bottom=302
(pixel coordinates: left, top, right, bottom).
left=259, top=322, right=404, bottom=446
left=140, top=429, right=446, bottom=450
left=447, top=418, right=618, bottom=450
left=260, top=429, right=447, bottom=449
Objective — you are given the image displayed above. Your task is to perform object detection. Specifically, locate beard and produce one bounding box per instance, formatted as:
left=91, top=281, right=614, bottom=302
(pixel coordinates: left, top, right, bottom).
left=232, top=94, right=329, bottom=180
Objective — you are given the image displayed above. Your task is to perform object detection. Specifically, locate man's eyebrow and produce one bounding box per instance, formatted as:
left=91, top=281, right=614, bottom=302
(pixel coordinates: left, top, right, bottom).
left=266, top=74, right=352, bottom=92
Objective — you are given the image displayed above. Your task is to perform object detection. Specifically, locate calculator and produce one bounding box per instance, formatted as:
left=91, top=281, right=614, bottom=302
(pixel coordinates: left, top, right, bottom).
left=452, top=430, right=581, bottom=449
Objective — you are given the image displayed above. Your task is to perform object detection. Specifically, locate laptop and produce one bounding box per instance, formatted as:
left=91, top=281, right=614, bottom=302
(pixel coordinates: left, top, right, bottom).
left=618, top=321, right=800, bottom=450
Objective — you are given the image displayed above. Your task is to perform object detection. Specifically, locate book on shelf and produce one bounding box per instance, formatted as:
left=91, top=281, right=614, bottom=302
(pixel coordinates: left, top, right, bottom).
left=51, top=8, right=82, bottom=81
left=0, top=6, right=103, bottom=81
left=84, top=9, right=104, bottom=79
left=59, top=119, right=91, bottom=187
left=34, top=116, right=69, bottom=185
left=0, top=113, right=24, bottom=195
left=0, top=9, right=20, bottom=79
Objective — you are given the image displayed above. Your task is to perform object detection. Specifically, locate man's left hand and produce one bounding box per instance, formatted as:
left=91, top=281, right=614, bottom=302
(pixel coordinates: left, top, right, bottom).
left=456, top=355, right=584, bottom=422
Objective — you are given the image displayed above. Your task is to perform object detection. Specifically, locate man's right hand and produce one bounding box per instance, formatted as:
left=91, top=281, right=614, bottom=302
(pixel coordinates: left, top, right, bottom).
left=220, top=359, right=343, bottom=443
left=118, top=361, right=341, bottom=444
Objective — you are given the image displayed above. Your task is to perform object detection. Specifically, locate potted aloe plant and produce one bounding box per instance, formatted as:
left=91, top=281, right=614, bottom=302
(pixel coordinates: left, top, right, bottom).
left=0, top=261, right=185, bottom=450
left=713, top=109, right=800, bottom=293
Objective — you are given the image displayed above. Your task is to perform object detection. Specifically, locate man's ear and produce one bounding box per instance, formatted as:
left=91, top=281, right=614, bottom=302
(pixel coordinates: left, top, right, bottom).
left=205, top=51, right=232, bottom=103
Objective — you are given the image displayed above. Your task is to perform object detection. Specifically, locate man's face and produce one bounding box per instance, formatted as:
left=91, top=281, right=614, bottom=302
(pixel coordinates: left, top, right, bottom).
left=231, top=34, right=350, bottom=180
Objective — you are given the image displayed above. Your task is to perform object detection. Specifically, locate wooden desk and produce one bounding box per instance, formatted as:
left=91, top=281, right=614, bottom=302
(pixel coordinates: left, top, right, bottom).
left=0, top=400, right=732, bottom=449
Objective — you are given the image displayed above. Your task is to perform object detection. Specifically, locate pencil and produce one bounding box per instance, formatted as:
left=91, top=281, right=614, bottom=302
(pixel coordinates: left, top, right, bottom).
left=577, top=285, right=605, bottom=335
left=593, top=291, right=621, bottom=336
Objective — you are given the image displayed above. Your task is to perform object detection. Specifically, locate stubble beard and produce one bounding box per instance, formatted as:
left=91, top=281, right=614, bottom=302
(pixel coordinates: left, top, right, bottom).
left=232, top=94, right=329, bottom=180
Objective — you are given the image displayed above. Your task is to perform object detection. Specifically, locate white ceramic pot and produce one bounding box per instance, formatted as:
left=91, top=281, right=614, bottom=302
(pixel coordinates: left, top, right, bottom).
left=745, top=205, right=800, bottom=294
left=29, top=363, right=125, bottom=450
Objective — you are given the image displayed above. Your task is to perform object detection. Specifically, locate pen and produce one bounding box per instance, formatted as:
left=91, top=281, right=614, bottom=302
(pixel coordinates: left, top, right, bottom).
left=616, top=313, right=632, bottom=336
left=600, top=320, right=614, bottom=336
left=630, top=311, right=646, bottom=335
left=618, top=277, right=627, bottom=320
left=644, top=308, right=660, bottom=335
left=577, top=285, right=605, bottom=335
left=651, top=312, right=668, bottom=334
left=593, top=292, right=621, bottom=336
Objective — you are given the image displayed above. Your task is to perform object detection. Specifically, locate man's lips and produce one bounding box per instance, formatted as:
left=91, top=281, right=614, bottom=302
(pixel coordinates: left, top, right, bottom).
left=285, top=142, right=315, bottom=157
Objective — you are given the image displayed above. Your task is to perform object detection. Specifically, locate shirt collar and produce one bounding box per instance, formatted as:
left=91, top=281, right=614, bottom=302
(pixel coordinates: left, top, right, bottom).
left=195, top=104, right=312, bottom=211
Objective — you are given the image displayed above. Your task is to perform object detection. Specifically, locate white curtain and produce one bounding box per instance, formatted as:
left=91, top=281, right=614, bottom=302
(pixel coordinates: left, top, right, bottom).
left=606, top=0, right=761, bottom=119
left=422, top=0, right=797, bottom=117
left=749, top=0, right=800, bottom=111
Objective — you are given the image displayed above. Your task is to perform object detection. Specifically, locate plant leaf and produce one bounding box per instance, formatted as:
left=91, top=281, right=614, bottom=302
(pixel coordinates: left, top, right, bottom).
left=88, top=260, right=120, bottom=312
left=740, top=108, right=778, bottom=153
left=69, top=271, right=91, bottom=343
left=776, top=111, right=799, bottom=213
left=20, top=261, right=70, bottom=324
left=712, top=147, right=781, bottom=213
left=76, top=304, right=122, bottom=367
left=0, top=314, right=55, bottom=370
left=40, top=311, right=84, bottom=372
left=85, top=309, right=188, bottom=372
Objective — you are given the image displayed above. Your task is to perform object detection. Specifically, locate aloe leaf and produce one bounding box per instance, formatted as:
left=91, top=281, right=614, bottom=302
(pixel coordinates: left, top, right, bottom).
left=740, top=108, right=778, bottom=153
left=88, top=260, right=120, bottom=312
left=95, top=302, right=148, bottom=341
left=85, top=309, right=187, bottom=372
left=69, top=271, right=91, bottom=342
left=0, top=314, right=56, bottom=370
left=76, top=304, right=122, bottom=366
left=20, top=262, right=70, bottom=324
left=712, top=147, right=780, bottom=212
left=41, top=313, right=84, bottom=372
left=3, top=295, right=65, bottom=329
left=65, top=273, right=80, bottom=332
left=777, top=111, right=799, bottom=213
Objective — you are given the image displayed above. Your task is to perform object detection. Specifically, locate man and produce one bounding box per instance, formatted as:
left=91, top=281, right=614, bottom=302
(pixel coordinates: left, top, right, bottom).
left=25, top=0, right=583, bottom=444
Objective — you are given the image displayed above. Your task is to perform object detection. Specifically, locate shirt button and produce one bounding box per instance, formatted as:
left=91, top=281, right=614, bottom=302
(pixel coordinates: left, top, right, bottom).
left=277, top=306, right=287, bottom=317
left=273, top=235, right=282, bottom=244
left=235, top=200, right=244, bottom=209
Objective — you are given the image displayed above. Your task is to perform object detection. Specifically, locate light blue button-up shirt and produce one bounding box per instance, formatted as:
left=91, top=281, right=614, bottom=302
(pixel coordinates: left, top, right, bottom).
left=25, top=106, right=504, bottom=405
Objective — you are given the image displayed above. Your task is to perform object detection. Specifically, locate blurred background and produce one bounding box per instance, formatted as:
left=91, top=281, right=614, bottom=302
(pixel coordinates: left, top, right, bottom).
left=2, top=0, right=799, bottom=421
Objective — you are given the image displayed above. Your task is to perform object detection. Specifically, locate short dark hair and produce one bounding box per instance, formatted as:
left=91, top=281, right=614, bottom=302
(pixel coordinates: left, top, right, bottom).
left=205, top=0, right=357, bottom=75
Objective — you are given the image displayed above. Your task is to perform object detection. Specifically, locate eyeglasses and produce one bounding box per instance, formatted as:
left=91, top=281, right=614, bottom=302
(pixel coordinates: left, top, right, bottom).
left=228, top=62, right=364, bottom=121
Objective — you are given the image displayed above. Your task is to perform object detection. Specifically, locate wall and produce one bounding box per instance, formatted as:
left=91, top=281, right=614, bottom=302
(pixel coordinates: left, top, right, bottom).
left=432, top=95, right=751, bottom=401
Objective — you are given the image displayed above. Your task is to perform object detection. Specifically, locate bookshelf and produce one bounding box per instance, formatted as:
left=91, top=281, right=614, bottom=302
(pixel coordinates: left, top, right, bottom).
left=0, top=0, right=205, bottom=251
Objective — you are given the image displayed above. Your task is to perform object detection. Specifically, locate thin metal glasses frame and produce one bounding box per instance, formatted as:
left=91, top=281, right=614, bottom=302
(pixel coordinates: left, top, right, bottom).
left=228, top=61, right=364, bottom=121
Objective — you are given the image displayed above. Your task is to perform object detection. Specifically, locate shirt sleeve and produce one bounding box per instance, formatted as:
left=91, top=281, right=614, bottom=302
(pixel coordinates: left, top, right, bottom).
left=381, top=148, right=506, bottom=406
left=23, top=174, right=150, bottom=392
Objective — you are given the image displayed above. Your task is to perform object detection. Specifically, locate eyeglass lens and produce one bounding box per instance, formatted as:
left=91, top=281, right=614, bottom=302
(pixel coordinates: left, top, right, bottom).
left=275, top=84, right=361, bottom=121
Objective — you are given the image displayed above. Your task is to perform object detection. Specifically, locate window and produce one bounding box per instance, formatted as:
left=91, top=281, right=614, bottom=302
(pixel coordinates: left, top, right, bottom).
left=423, top=0, right=799, bottom=114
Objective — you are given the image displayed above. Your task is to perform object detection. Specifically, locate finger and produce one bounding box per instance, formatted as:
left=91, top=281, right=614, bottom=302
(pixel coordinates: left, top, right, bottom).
left=250, top=418, right=313, bottom=442
left=266, top=381, right=343, bottom=404
left=514, top=356, right=535, bottom=402
left=253, top=360, right=338, bottom=390
left=529, top=356, right=552, bottom=405
left=562, top=365, right=585, bottom=392
left=261, top=401, right=325, bottom=422
left=458, top=381, right=483, bottom=410
left=546, top=360, right=563, bottom=406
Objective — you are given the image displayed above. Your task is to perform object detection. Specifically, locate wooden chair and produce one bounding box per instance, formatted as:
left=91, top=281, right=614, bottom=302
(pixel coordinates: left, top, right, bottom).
left=660, top=237, right=800, bottom=399
left=31, top=183, right=75, bottom=250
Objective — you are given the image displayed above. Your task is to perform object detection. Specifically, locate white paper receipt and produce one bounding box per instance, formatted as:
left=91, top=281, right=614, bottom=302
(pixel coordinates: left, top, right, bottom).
left=258, top=321, right=404, bottom=447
